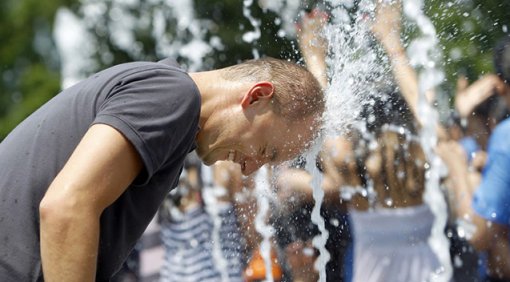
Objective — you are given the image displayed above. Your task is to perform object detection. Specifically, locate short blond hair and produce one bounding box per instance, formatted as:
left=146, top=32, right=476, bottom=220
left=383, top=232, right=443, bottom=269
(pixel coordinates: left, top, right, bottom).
left=221, top=57, right=325, bottom=122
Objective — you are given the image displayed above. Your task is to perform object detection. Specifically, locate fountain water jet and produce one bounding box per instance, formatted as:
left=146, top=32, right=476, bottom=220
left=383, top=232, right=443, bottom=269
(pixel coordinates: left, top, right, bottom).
left=253, top=166, right=276, bottom=282
left=402, top=0, right=452, bottom=280
left=201, top=165, right=231, bottom=281
left=304, top=137, right=331, bottom=282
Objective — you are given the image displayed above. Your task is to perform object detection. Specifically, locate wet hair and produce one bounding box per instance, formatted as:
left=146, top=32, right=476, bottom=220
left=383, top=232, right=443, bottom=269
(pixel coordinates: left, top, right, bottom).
left=220, top=57, right=325, bottom=122
left=494, top=35, right=510, bottom=85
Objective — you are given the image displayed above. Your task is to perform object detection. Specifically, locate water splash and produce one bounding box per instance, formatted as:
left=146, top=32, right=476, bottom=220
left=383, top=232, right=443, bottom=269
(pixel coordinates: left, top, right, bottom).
left=201, top=165, right=231, bottom=281
left=304, top=138, right=331, bottom=282
left=266, top=1, right=387, bottom=280
left=402, top=0, right=452, bottom=280
left=253, top=166, right=276, bottom=282
left=323, top=0, right=389, bottom=138
left=312, top=3, right=387, bottom=277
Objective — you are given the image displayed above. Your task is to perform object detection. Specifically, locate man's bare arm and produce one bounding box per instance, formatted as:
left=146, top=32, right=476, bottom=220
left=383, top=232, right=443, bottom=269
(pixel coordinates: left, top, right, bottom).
left=39, top=124, right=142, bottom=282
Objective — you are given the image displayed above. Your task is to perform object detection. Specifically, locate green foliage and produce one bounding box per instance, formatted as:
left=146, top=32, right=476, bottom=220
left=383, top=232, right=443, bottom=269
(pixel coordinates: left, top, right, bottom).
left=427, top=0, right=510, bottom=86
left=0, top=64, right=61, bottom=137
left=193, top=0, right=299, bottom=68
left=1, top=0, right=509, bottom=141
left=74, top=0, right=298, bottom=72
left=0, top=0, right=75, bottom=140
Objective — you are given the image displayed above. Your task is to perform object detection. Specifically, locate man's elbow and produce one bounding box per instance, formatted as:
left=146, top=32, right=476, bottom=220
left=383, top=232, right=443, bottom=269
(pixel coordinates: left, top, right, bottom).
left=40, top=192, right=76, bottom=230
left=39, top=185, right=99, bottom=229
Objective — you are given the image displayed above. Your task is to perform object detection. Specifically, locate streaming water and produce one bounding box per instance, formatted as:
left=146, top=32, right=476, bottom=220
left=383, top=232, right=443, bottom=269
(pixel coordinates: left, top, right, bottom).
left=201, top=165, right=231, bottom=281
left=402, top=0, right=452, bottom=280
left=322, top=0, right=388, bottom=137
left=269, top=0, right=453, bottom=281
left=304, top=138, right=330, bottom=282
left=253, top=166, right=276, bottom=282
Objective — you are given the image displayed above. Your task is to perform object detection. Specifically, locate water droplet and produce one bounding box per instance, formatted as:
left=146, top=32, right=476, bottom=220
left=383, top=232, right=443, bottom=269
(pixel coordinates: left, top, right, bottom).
left=384, top=198, right=393, bottom=206
left=446, top=230, right=453, bottom=238
left=457, top=227, right=465, bottom=238
left=330, top=218, right=339, bottom=227
left=302, top=247, right=315, bottom=257
left=454, top=255, right=463, bottom=267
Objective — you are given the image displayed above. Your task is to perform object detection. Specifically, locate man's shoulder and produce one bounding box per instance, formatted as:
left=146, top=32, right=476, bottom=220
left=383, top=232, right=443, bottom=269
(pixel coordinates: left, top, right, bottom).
left=157, top=58, right=181, bottom=68
left=102, top=58, right=186, bottom=78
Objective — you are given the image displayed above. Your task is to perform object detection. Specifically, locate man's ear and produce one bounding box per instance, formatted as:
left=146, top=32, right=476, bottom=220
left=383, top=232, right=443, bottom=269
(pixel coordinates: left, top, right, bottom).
left=241, top=82, right=274, bottom=109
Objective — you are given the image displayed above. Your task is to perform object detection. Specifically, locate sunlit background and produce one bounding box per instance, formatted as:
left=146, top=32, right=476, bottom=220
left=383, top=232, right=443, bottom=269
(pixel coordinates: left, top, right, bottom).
left=0, top=0, right=509, bottom=139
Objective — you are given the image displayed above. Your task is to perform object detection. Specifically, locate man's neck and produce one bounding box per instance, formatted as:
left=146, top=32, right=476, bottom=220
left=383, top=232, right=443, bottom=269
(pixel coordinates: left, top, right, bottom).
left=189, top=71, right=237, bottom=129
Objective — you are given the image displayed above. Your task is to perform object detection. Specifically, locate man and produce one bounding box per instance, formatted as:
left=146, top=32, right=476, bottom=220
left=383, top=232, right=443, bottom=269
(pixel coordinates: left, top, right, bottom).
left=0, top=57, right=324, bottom=281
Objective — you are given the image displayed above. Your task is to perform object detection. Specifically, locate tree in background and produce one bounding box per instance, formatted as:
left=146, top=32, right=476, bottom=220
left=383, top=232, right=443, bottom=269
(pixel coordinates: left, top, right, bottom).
left=428, top=0, right=510, bottom=85
left=0, top=0, right=76, bottom=139
left=1, top=0, right=509, bottom=140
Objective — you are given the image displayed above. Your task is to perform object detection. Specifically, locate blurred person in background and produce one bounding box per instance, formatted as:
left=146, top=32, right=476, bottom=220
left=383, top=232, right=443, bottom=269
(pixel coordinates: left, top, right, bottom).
left=301, top=1, right=447, bottom=281
left=437, top=35, right=510, bottom=282
left=272, top=163, right=351, bottom=282
left=158, top=153, right=247, bottom=282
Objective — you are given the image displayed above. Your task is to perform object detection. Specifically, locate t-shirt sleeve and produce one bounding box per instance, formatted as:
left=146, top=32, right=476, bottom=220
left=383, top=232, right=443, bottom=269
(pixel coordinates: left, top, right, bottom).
left=472, top=122, right=510, bottom=226
left=93, top=66, right=200, bottom=185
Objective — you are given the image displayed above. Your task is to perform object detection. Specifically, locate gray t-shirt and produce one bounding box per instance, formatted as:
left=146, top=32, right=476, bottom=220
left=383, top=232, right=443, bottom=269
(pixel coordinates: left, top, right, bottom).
left=0, top=58, right=201, bottom=281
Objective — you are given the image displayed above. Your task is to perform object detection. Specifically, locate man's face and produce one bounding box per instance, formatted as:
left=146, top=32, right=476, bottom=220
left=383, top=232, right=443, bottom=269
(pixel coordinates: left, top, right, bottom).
left=197, top=111, right=318, bottom=175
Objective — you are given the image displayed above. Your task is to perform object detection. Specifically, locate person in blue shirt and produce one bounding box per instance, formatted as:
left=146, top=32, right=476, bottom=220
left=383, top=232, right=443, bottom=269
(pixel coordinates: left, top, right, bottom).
left=437, top=35, right=510, bottom=281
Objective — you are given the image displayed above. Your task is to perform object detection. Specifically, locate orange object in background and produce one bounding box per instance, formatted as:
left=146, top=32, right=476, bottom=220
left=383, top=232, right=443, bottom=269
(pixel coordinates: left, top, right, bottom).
left=244, top=247, right=283, bottom=282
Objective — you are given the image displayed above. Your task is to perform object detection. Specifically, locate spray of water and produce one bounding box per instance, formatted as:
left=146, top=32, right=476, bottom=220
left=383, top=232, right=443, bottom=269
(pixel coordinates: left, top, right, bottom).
left=201, top=165, right=231, bottom=282
left=323, top=0, right=388, bottom=137
left=402, top=0, right=452, bottom=280
left=55, top=0, right=456, bottom=280
left=312, top=3, right=388, bottom=279
left=264, top=1, right=387, bottom=281
left=304, top=138, right=331, bottom=282
left=253, top=166, right=276, bottom=282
